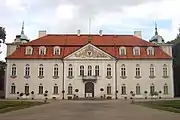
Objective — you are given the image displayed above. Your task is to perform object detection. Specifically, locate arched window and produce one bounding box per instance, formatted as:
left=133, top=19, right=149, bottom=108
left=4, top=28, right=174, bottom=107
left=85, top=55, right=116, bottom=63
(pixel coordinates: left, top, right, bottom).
left=107, top=64, right=111, bottom=77
left=80, top=65, right=84, bottom=76
left=25, top=64, right=30, bottom=76
left=136, top=84, right=141, bottom=95
left=135, top=64, right=141, bottom=77
left=150, top=64, right=155, bottom=77
left=39, top=46, right=46, bottom=55
left=11, top=83, right=16, bottom=94
left=25, top=83, right=29, bottom=94
left=95, top=65, right=99, bottom=76
left=88, top=65, right=92, bottom=76
left=150, top=83, right=155, bottom=95
left=11, top=64, right=17, bottom=77
left=147, top=47, right=154, bottom=56
left=68, top=64, right=73, bottom=77
left=164, top=83, right=168, bottom=94
left=121, top=84, right=126, bottom=95
left=53, top=64, right=58, bottom=77
left=121, top=64, right=126, bottom=77
left=53, top=46, right=60, bottom=55
left=133, top=47, right=140, bottom=56
left=53, top=84, right=58, bottom=94
left=39, top=64, right=44, bottom=77
left=39, top=84, right=43, bottom=94
left=163, top=64, right=168, bottom=77
left=68, top=84, right=72, bottom=95
left=107, top=84, right=111, bottom=95
left=25, top=46, right=33, bottom=55
left=119, top=47, right=126, bottom=56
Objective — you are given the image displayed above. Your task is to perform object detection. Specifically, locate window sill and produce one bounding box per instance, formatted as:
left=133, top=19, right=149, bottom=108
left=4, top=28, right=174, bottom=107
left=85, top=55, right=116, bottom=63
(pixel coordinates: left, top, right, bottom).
left=53, top=76, right=59, bottom=79
left=106, top=76, right=112, bottom=79
left=24, top=76, right=30, bottom=79
left=53, top=93, right=59, bottom=95
left=149, top=76, right=155, bottom=79
left=120, top=76, right=127, bottom=79
left=163, top=76, right=169, bottom=78
left=10, top=76, right=17, bottom=78
left=38, top=76, right=44, bottom=79
left=67, top=76, right=74, bottom=79
left=135, top=76, right=141, bottom=79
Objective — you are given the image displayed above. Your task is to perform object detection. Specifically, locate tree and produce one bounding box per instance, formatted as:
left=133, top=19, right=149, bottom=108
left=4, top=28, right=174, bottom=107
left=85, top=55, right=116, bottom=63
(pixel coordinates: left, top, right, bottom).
left=31, top=91, right=34, bottom=100
left=44, top=90, right=48, bottom=103
left=0, top=61, right=6, bottom=91
left=0, top=27, right=6, bottom=43
left=100, top=88, right=104, bottom=98
left=144, top=91, right=148, bottom=99
left=75, top=89, right=79, bottom=98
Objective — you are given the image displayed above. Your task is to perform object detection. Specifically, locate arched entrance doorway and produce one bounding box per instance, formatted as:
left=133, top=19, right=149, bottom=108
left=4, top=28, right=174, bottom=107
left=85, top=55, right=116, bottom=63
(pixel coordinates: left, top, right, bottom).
left=85, top=82, right=94, bottom=97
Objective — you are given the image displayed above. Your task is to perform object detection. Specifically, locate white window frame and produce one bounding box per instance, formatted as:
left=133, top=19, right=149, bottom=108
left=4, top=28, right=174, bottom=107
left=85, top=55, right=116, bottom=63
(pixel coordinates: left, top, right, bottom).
left=25, top=64, right=30, bottom=76
left=68, top=64, right=73, bottom=77
left=119, top=47, right=126, bottom=56
left=147, top=47, right=154, bottom=56
left=121, top=64, right=126, bottom=77
left=135, top=64, right=141, bottom=77
left=53, top=46, right=60, bottom=55
left=121, top=85, right=126, bottom=95
left=39, top=85, right=43, bottom=94
left=11, top=83, right=16, bottom=94
left=53, top=64, right=59, bottom=77
left=88, top=65, right=92, bottom=76
left=136, top=84, right=141, bottom=95
left=133, top=47, right=140, bottom=56
left=25, top=46, right=33, bottom=55
left=95, top=65, right=99, bottom=76
left=80, top=65, right=84, bottom=76
left=163, top=64, right=168, bottom=77
left=39, top=64, right=44, bottom=77
left=163, top=84, right=168, bottom=94
left=11, top=64, right=17, bottom=76
left=53, top=85, right=58, bottom=94
left=107, top=84, right=111, bottom=95
left=150, top=64, right=155, bottom=77
left=68, top=84, right=73, bottom=95
left=39, top=46, right=46, bottom=55
left=107, top=64, right=112, bottom=77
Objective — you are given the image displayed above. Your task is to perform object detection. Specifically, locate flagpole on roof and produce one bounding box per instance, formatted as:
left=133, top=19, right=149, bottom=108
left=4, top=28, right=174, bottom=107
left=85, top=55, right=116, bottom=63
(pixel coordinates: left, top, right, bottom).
left=88, top=18, right=92, bottom=43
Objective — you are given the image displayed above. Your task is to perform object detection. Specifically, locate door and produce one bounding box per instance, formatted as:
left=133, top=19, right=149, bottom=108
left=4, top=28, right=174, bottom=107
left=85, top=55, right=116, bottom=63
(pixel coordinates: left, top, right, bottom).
left=85, top=82, right=94, bottom=97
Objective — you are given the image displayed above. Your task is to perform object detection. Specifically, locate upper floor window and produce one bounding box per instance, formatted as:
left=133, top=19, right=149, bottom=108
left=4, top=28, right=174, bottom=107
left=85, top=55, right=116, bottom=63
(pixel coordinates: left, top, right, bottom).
left=135, top=64, right=141, bottom=77
left=88, top=65, right=92, bottom=76
left=107, top=84, right=111, bottom=95
left=39, top=64, right=44, bottom=77
left=25, top=64, right=30, bottom=76
left=68, top=64, right=73, bottom=77
left=11, top=64, right=17, bottom=77
left=80, top=65, right=84, bottom=76
left=147, top=47, right=154, bottom=56
left=150, top=64, right=155, bottom=77
left=25, top=46, right=33, bottom=55
left=95, top=65, right=99, bottom=76
left=121, top=64, right=126, bottom=77
left=163, top=64, right=168, bottom=77
left=107, top=64, right=112, bottom=77
left=119, top=47, right=126, bottom=56
left=133, top=47, right=140, bottom=56
left=53, top=64, right=58, bottom=77
left=53, top=46, right=60, bottom=55
left=39, top=46, right=46, bottom=55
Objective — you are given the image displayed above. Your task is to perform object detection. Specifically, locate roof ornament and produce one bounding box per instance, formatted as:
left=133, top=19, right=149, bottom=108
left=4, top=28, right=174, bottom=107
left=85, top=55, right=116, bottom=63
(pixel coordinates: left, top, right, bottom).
left=155, top=21, right=158, bottom=35
left=21, top=21, right=24, bottom=35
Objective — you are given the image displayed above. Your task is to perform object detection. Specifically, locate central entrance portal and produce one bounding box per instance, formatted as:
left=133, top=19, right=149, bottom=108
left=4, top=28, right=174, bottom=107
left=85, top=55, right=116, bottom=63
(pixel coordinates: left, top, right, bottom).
left=85, top=82, right=94, bottom=98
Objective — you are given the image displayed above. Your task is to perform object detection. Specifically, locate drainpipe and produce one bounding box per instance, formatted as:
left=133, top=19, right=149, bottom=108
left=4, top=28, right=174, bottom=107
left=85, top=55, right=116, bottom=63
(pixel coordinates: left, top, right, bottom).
left=115, top=59, right=118, bottom=99
left=62, top=60, right=65, bottom=99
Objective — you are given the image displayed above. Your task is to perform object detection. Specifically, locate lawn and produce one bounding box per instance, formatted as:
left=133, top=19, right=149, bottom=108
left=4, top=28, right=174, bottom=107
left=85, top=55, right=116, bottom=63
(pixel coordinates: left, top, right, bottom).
left=0, top=101, right=44, bottom=113
left=136, top=100, right=180, bottom=113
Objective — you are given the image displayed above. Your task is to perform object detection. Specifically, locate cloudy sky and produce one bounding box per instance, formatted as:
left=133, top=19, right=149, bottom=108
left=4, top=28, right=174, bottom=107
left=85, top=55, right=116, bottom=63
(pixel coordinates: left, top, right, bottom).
left=0, top=0, right=180, bottom=60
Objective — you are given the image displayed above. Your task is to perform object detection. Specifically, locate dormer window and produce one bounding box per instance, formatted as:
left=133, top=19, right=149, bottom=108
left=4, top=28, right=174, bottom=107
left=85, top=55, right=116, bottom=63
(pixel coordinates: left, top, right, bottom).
left=39, top=46, right=46, bottom=55
left=119, top=47, right=126, bottom=56
left=25, top=46, right=33, bottom=55
left=147, top=47, right=154, bottom=56
left=53, top=46, right=60, bottom=55
left=133, top=47, right=140, bottom=56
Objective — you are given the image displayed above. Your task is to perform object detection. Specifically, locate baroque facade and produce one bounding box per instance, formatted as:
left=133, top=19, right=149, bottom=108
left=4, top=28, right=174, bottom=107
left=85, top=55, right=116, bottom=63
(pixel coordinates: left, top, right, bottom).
left=5, top=29, right=174, bottom=99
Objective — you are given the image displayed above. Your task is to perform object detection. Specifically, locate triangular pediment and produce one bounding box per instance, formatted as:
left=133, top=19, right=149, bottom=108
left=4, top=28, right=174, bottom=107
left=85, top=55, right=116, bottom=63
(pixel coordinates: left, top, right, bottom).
left=64, top=43, right=115, bottom=60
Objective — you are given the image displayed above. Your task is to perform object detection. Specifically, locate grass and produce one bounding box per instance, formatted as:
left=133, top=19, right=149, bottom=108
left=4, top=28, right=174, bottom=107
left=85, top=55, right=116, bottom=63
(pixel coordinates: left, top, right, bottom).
left=0, top=101, right=44, bottom=113
left=135, top=100, right=180, bottom=113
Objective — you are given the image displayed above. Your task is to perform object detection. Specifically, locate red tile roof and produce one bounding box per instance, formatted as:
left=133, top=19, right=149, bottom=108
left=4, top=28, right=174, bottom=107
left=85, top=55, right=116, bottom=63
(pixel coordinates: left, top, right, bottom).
left=7, top=34, right=171, bottom=59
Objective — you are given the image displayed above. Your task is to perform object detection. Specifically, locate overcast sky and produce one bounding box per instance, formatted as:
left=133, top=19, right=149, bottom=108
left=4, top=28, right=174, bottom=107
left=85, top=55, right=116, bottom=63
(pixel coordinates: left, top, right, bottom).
left=0, top=0, right=180, bottom=60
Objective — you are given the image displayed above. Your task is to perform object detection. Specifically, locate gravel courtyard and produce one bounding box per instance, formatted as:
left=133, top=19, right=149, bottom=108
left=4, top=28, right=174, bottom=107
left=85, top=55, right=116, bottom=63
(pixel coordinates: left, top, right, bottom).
left=0, top=100, right=180, bottom=120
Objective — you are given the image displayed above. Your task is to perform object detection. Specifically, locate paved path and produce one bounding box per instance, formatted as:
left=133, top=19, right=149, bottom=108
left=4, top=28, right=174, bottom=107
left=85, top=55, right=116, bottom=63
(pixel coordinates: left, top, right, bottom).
left=0, top=100, right=180, bottom=120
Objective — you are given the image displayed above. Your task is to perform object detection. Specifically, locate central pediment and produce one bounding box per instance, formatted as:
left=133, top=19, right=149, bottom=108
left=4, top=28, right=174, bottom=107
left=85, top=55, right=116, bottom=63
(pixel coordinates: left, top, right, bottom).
left=64, top=43, right=115, bottom=60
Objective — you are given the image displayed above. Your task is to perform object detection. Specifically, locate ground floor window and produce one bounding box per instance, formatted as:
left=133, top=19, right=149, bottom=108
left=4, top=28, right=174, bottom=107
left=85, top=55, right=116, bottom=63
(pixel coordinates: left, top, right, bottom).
left=11, top=84, right=16, bottom=94
left=150, top=84, right=155, bottom=95
left=136, top=85, right=141, bottom=95
left=68, top=85, right=72, bottom=95
left=53, top=86, right=58, bottom=94
left=164, top=85, right=168, bottom=94
left=121, top=85, right=126, bottom=95
left=107, top=85, right=111, bottom=95
left=39, top=86, right=43, bottom=94
left=25, top=85, right=29, bottom=94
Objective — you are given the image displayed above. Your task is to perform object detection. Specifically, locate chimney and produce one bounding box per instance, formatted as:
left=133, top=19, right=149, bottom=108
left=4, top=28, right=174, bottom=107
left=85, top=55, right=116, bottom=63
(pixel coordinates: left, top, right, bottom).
left=134, top=31, right=142, bottom=38
left=99, top=30, right=103, bottom=36
left=77, top=29, right=81, bottom=36
left=38, top=30, right=46, bottom=38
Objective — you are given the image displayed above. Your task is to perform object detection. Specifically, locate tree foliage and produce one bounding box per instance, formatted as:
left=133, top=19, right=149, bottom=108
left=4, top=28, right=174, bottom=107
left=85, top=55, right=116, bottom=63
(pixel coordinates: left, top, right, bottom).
left=0, top=61, right=6, bottom=90
left=0, top=27, right=6, bottom=43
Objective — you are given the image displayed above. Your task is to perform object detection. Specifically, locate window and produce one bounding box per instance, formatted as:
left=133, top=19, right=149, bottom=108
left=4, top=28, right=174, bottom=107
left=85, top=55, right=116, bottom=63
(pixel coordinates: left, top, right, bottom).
left=107, top=64, right=111, bottom=77
left=53, top=85, right=58, bottom=94
left=39, top=64, right=44, bottom=77
left=11, top=64, right=17, bottom=76
left=121, top=84, right=126, bottom=95
left=25, top=64, right=30, bottom=76
left=136, top=84, right=141, bottom=95
left=88, top=65, right=92, bottom=76
left=121, top=64, right=126, bottom=77
left=11, top=83, right=16, bottom=94
left=135, top=64, right=141, bottom=77
left=164, top=84, right=168, bottom=94
left=80, top=65, right=84, bottom=76
left=39, top=46, right=46, bottom=55
left=150, top=64, right=155, bottom=77
left=150, top=84, right=155, bottom=95
left=39, top=85, right=43, bottom=94
left=133, top=47, right=140, bottom=56
left=163, top=64, right=168, bottom=77
left=53, top=64, right=58, bottom=77
left=68, top=84, right=72, bottom=95
left=68, top=64, right=73, bottom=77
left=95, top=65, right=99, bottom=76
left=53, top=46, right=60, bottom=55
left=25, top=84, right=29, bottom=94
left=25, top=46, right=33, bottom=55
left=147, top=47, right=154, bottom=55
left=119, top=47, right=126, bottom=56
left=107, top=84, right=111, bottom=95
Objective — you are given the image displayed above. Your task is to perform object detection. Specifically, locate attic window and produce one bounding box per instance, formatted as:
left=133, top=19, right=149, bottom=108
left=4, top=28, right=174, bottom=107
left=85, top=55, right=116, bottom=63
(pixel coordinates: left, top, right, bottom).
left=119, top=47, right=126, bottom=56
left=133, top=47, right=140, bottom=56
left=147, top=47, right=154, bottom=56
left=39, top=46, right=46, bottom=55
left=53, top=46, right=60, bottom=55
left=25, top=46, right=33, bottom=55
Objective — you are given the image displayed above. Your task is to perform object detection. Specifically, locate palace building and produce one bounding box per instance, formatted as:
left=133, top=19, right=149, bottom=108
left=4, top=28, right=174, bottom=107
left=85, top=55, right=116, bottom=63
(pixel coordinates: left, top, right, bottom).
left=5, top=25, right=174, bottom=99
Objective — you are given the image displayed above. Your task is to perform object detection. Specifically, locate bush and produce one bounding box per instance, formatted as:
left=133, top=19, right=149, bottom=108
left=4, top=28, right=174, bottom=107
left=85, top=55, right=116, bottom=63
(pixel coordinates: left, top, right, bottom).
left=68, top=96, right=72, bottom=100
left=107, top=96, right=112, bottom=99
